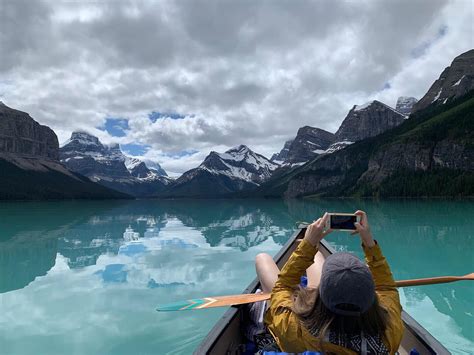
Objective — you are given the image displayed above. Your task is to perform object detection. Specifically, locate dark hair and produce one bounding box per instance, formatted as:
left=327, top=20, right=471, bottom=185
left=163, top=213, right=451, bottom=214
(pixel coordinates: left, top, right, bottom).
left=292, top=286, right=389, bottom=347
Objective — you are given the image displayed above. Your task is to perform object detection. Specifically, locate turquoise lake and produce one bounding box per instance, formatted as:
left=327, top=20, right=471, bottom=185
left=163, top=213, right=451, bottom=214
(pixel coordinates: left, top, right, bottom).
left=0, top=199, right=473, bottom=354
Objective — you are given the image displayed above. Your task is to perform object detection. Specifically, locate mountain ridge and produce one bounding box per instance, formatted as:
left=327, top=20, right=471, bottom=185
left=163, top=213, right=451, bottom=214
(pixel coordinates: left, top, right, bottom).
left=60, top=131, right=170, bottom=197
left=159, top=145, right=279, bottom=197
left=254, top=90, right=474, bottom=198
left=412, top=49, right=474, bottom=112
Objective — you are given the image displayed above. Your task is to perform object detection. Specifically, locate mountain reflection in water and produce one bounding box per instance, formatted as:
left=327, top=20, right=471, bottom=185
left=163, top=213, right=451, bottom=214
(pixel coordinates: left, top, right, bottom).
left=0, top=199, right=472, bottom=354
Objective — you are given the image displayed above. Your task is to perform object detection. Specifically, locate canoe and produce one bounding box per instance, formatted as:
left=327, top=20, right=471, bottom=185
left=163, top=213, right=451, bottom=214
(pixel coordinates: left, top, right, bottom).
left=194, top=227, right=450, bottom=355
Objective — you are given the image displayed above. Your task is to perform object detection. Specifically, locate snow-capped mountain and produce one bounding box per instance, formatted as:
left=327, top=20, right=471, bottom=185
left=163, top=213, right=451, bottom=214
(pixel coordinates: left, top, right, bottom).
left=207, top=145, right=279, bottom=183
left=124, top=156, right=167, bottom=178
left=334, top=100, right=405, bottom=142
left=60, top=132, right=170, bottom=197
left=271, top=127, right=335, bottom=166
left=412, top=49, right=474, bottom=113
left=161, top=145, right=279, bottom=197
left=395, top=96, right=418, bottom=116
left=141, top=159, right=168, bottom=176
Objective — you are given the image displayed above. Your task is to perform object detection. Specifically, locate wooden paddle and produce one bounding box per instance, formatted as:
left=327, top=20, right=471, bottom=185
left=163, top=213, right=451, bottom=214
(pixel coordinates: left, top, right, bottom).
left=156, top=273, right=474, bottom=311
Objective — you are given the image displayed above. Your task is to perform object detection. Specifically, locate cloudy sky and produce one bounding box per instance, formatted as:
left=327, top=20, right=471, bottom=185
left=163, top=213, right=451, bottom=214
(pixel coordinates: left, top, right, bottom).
left=1, top=0, right=473, bottom=176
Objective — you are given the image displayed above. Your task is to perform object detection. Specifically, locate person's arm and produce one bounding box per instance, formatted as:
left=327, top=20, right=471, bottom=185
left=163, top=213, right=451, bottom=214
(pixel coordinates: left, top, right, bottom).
left=363, top=241, right=396, bottom=288
left=270, top=213, right=331, bottom=307
left=353, top=211, right=396, bottom=288
left=264, top=238, right=318, bottom=352
left=354, top=211, right=404, bottom=352
left=270, top=238, right=319, bottom=307
left=265, top=215, right=332, bottom=351
left=363, top=241, right=404, bottom=352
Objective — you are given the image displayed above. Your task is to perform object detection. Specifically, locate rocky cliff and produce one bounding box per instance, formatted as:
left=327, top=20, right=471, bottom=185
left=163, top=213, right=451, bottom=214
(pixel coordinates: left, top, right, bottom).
left=0, top=102, right=58, bottom=160
left=334, top=100, right=406, bottom=142
left=412, top=49, right=474, bottom=113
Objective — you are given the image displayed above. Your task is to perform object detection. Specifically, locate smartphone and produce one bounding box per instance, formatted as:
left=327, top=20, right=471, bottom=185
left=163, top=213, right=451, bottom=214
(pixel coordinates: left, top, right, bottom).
left=326, top=213, right=360, bottom=231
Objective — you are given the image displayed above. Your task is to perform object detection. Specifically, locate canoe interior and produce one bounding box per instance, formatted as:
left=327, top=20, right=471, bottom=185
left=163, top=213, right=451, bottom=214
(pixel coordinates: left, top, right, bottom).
left=194, top=228, right=450, bottom=355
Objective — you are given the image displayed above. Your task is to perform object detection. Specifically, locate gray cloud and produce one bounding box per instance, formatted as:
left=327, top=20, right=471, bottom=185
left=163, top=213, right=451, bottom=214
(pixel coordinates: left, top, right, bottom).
left=0, top=0, right=472, bottom=175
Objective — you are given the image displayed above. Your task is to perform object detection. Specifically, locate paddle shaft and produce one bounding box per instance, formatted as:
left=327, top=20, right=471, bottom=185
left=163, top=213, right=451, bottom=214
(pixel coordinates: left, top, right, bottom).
left=395, top=274, right=473, bottom=287
left=156, top=273, right=473, bottom=311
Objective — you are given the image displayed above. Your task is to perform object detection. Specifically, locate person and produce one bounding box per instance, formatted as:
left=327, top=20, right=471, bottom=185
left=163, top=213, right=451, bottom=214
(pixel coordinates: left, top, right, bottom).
left=255, top=211, right=404, bottom=354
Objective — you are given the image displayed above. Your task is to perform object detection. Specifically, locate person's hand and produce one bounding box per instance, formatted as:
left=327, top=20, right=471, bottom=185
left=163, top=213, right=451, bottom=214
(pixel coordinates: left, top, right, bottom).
left=304, top=212, right=332, bottom=246
left=352, top=210, right=375, bottom=248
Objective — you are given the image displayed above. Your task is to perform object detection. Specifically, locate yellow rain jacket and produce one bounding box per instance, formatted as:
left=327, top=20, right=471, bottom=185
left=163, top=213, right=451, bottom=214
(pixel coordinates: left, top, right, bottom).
left=264, top=239, right=404, bottom=354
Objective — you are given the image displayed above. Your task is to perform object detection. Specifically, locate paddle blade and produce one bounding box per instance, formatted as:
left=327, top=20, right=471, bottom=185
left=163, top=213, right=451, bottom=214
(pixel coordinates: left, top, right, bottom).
left=464, top=273, right=474, bottom=280
left=156, top=293, right=271, bottom=312
left=156, top=298, right=208, bottom=312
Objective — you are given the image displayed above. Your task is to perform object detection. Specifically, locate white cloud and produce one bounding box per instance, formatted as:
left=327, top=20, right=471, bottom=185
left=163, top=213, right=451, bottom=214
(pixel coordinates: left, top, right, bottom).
left=0, top=0, right=472, bottom=175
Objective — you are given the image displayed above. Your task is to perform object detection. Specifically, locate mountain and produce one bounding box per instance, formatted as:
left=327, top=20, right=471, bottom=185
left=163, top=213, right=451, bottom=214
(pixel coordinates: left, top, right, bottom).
left=271, top=139, right=293, bottom=163
left=140, top=159, right=167, bottom=176
left=271, top=100, right=406, bottom=166
left=334, top=100, right=406, bottom=142
left=60, top=132, right=170, bottom=197
left=283, top=126, right=335, bottom=164
left=396, top=96, right=418, bottom=116
left=412, top=49, right=474, bottom=113
left=160, top=145, right=279, bottom=197
left=256, top=90, right=474, bottom=198
left=0, top=102, right=129, bottom=200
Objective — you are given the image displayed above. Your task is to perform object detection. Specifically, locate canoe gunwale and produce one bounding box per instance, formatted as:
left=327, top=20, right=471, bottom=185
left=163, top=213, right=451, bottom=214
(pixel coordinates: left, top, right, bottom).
left=194, top=227, right=450, bottom=354
left=401, top=312, right=449, bottom=354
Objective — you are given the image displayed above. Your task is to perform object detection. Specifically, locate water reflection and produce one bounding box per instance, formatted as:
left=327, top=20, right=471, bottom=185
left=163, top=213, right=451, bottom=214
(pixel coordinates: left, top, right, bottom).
left=0, top=199, right=472, bottom=353
left=0, top=236, right=57, bottom=293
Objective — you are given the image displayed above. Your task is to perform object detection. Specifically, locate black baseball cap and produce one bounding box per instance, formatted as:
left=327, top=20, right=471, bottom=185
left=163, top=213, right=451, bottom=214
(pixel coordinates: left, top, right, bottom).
left=319, top=252, right=375, bottom=316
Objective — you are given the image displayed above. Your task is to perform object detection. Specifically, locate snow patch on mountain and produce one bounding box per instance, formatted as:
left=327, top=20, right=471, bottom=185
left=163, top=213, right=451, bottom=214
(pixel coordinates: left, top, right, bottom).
left=324, top=140, right=354, bottom=154
left=432, top=88, right=443, bottom=103
left=354, top=102, right=372, bottom=111
left=453, top=75, right=465, bottom=87
left=124, top=156, right=142, bottom=171
left=354, top=100, right=402, bottom=116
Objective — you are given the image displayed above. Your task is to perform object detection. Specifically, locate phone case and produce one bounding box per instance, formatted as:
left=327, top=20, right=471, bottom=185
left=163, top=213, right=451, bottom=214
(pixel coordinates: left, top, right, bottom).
left=326, top=213, right=360, bottom=231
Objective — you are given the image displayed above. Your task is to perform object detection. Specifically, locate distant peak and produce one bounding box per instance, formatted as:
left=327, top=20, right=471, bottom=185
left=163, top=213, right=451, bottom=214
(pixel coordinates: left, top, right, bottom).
left=226, top=145, right=249, bottom=153
left=297, top=126, right=315, bottom=134
left=107, top=143, right=121, bottom=150
left=354, top=100, right=400, bottom=114
left=65, top=131, right=101, bottom=146
left=397, top=96, right=417, bottom=101
left=353, top=101, right=375, bottom=111
left=71, top=131, right=97, bottom=140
